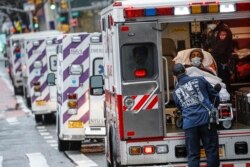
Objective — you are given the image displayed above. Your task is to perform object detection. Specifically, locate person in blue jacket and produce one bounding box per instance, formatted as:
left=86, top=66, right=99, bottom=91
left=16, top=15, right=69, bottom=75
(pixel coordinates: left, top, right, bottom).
left=172, top=63, right=220, bottom=167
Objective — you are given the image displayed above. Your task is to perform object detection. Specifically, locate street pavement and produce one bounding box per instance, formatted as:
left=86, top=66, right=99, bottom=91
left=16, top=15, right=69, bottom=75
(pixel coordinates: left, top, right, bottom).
left=0, top=60, right=106, bottom=167
left=0, top=61, right=74, bottom=167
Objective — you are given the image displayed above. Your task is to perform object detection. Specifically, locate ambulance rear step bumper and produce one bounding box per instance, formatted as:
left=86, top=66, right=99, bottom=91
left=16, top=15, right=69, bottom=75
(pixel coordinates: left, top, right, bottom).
left=85, top=127, right=106, bottom=138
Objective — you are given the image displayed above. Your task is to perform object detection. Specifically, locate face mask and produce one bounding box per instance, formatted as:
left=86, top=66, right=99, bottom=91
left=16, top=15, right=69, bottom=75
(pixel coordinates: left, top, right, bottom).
left=191, top=57, right=202, bottom=67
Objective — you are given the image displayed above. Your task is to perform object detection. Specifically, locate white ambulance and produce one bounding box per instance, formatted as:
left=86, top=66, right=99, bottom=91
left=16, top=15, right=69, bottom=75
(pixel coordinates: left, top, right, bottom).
left=100, top=0, right=250, bottom=166
left=56, top=32, right=105, bottom=151
left=9, top=34, right=27, bottom=95
left=22, top=31, right=61, bottom=122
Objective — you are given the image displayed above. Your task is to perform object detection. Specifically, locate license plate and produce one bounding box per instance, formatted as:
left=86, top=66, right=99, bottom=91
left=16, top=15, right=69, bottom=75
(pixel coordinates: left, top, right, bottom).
left=200, top=146, right=224, bottom=158
left=36, top=100, right=46, bottom=106
left=68, top=120, right=83, bottom=128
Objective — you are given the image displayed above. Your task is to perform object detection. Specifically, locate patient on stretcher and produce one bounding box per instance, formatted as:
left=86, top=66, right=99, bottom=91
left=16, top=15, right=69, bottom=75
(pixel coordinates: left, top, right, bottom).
left=173, top=48, right=230, bottom=102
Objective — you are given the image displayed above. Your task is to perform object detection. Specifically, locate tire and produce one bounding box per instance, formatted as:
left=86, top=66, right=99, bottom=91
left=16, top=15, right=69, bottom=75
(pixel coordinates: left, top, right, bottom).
left=69, top=141, right=81, bottom=150
left=44, top=113, right=55, bottom=124
left=175, top=117, right=183, bottom=128
left=26, top=97, right=31, bottom=108
left=35, top=114, right=43, bottom=123
left=221, top=120, right=232, bottom=129
left=14, top=86, right=23, bottom=96
left=58, top=138, right=69, bottom=152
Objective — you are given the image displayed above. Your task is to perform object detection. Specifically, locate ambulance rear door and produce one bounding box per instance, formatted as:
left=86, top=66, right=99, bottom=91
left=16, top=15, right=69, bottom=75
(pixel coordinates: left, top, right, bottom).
left=118, top=22, right=165, bottom=139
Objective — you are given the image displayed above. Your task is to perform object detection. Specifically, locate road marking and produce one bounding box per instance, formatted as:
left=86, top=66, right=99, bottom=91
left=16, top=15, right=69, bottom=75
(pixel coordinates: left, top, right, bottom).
left=0, top=156, right=3, bottom=167
left=38, top=129, right=47, bottom=132
left=65, top=151, right=98, bottom=167
left=26, top=153, right=50, bottom=167
left=46, top=139, right=57, bottom=143
left=43, top=136, right=53, bottom=139
left=39, top=132, right=50, bottom=136
left=37, top=126, right=45, bottom=129
left=6, top=117, right=19, bottom=125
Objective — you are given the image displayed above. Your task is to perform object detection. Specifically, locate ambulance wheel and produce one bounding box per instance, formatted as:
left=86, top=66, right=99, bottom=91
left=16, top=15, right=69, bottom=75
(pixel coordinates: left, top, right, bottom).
left=26, top=97, right=31, bottom=108
left=175, top=117, right=183, bottom=129
left=14, top=86, right=23, bottom=95
left=221, top=120, right=232, bottom=129
left=35, top=114, right=43, bottom=123
left=44, top=113, right=55, bottom=124
left=69, top=141, right=81, bottom=150
left=58, top=138, right=69, bottom=152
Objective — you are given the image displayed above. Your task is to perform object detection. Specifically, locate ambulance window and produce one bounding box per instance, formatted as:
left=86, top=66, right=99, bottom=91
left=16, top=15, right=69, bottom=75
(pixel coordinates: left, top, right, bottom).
left=49, top=55, right=57, bottom=72
left=121, top=43, right=157, bottom=81
left=93, top=58, right=104, bottom=76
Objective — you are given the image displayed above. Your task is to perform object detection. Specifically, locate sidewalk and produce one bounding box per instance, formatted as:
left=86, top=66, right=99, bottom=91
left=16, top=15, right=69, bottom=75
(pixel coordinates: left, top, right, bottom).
left=0, top=66, right=25, bottom=119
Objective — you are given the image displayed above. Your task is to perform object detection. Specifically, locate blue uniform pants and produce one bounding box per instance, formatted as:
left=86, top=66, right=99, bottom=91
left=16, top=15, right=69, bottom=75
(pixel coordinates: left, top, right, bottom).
left=185, top=124, right=220, bottom=167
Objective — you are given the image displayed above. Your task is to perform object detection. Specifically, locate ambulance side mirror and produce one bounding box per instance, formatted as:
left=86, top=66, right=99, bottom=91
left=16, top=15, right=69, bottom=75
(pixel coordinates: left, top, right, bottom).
left=90, top=75, right=104, bottom=96
left=47, top=73, right=56, bottom=86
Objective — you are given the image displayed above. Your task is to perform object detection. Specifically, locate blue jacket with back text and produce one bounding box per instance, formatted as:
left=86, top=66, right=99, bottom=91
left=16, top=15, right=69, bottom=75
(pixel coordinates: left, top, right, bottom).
left=173, top=74, right=220, bottom=130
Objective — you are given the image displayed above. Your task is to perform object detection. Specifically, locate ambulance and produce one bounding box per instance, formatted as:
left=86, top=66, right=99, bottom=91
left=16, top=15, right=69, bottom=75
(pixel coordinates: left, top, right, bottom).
left=22, top=31, right=61, bottom=122
left=100, top=0, right=250, bottom=166
left=8, top=34, right=27, bottom=95
left=56, top=32, right=105, bottom=151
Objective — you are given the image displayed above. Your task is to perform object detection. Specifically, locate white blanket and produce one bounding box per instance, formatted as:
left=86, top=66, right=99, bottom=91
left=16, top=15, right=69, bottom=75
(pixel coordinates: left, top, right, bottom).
left=186, top=67, right=230, bottom=101
left=173, top=48, right=215, bottom=67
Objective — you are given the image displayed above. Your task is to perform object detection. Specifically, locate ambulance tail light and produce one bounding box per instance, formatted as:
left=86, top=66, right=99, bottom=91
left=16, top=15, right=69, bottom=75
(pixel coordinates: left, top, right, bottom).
left=220, top=4, right=236, bottom=13
left=120, top=26, right=129, bottom=32
left=129, top=146, right=142, bottom=155
left=14, top=47, right=21, bottom=58
left=236, top=2, right=250, bottom=11
left=67, top=93, right=78, bottom=114
left=33, top=82, right=41, bottom=96
left=14, top=47, right=20, bottom=53
left=33, top=82, right=41, bottom=92
left=220, top=107, right=230, bottom=117
left=143, top=146, right=155, bottom=154
left=134, top=69, right=147, bottom=78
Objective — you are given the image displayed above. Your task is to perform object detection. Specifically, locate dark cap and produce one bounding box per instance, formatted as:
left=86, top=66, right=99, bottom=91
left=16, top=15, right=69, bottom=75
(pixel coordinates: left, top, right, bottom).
left=173, top=63, right=186, bottom=76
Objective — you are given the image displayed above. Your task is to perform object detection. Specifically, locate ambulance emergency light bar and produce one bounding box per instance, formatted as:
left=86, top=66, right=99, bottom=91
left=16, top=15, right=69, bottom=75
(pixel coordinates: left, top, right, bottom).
left=123, top=2, right=249, bottom=18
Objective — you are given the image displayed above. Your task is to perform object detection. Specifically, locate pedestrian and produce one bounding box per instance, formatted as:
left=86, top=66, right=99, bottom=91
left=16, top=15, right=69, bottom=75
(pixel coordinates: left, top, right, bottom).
left=210, top=26, right=233, bottom=93
left=172, top=63, right=220, bottom=167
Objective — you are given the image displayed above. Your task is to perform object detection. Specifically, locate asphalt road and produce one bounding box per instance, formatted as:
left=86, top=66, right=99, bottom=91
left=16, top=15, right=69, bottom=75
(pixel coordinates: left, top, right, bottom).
left=0, top=60, right=106, bottom=167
